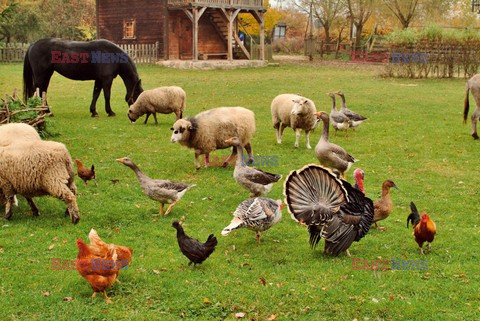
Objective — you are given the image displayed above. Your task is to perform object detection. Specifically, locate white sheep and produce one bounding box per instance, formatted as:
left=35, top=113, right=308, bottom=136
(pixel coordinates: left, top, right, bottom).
left=271, top=94, right=319, bottom=149
left=170, top=107, right=256, bottom=169
left=0, top=139, right=80, bottom=224
left=127, top=86, right=186, bottom=125
left=0, top=123, right=41, bottom=210
left=0, top=123, right=41, bottom=146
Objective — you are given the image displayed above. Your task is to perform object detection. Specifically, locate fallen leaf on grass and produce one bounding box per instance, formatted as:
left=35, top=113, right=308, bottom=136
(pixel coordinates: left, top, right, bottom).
left=42, top=291, right=50, bottom=297
left=235, top=312, right=245, bottom=318
left=152, top=270, right=161, bottom=275
left=52, top=236, right=58, bottom=241
left=267, top=314, right=277, bottom=320
left=203, top=298, right=211, bottom=304
left=161, top=268, right=168, bottom=271
left=63, top=297, right=73, bottom=302
left=259, top=277, right=266, bottom=286
left=48, top=244, right=55, bottom=251
left=389, top=296, right=394, bottom=301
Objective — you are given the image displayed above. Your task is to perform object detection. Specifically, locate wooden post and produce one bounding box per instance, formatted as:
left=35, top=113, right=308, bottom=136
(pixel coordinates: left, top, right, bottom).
left=193, top=7, right=198, bottom=61
left=259, top=12, right=265, bottom=61
left=228, top=10, right=233, bottom=61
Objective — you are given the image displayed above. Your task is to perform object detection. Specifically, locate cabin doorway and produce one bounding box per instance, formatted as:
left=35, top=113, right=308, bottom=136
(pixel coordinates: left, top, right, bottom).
left=168, top=10, right=192, bottom=60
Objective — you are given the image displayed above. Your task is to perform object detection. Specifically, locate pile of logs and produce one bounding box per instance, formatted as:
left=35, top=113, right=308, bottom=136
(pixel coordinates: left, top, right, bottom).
left=0, top=88, right=51, bottom=130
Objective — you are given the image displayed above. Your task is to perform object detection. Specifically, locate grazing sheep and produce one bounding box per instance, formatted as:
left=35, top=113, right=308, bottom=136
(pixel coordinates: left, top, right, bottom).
left=271, top=94, right=318, bottom=149
left=127, top=86, right=186, bottom=125
left=0, top=140, right=80, bottom=224
left=0, top=123, right=41, bottom=212
left=170, top=107, right=256, bottom=169
left=0, top=123, right=41, bottom=147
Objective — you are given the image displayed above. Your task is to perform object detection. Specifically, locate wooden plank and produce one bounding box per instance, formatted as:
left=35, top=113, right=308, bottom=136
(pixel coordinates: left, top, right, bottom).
left=227, top=10, right=233, bottom=61
left=233, top=33, right=250, bottom=59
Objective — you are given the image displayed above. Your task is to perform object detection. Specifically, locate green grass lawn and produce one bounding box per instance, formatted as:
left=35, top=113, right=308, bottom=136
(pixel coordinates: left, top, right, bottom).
left=0, top=62, right=478, bottom=320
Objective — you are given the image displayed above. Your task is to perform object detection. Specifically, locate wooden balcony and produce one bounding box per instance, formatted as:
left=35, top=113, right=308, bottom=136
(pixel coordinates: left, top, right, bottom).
left=168, top=0, right=265, bottom=10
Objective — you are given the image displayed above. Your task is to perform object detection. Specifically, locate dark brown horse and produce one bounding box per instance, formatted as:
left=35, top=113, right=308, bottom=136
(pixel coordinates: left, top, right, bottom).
left=23, top=38, right=143, bottom=117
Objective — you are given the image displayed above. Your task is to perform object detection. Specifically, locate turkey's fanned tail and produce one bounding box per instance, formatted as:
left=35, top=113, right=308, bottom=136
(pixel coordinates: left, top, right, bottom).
left=284, top=164, right=348, bottom=226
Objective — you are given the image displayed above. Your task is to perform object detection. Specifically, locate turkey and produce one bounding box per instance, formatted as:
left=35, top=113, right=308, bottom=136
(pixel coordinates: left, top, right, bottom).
left=284, top=164, right=374, bottom=256
left=222, top=197, right=282, bottom=243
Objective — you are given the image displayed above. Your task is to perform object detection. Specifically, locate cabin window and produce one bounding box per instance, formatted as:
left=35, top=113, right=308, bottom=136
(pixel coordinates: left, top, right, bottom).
left=123, top=19, right=136, bottom=39
left=273, top=23, right=286, bottom=40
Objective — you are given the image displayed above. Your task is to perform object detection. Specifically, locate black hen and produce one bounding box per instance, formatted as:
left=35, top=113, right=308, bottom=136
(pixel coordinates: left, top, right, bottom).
left=172, top=221, right=218, bottom=266
left=284, top=164, right=374, bottom=256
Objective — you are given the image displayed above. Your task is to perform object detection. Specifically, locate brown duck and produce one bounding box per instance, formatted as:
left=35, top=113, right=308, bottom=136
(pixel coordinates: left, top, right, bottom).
left=373, top=180, right=399, bottom=229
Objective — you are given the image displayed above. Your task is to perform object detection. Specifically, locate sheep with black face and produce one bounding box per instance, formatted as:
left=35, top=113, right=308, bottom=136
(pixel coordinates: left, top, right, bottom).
left=170, top=107, right=256, bottom=169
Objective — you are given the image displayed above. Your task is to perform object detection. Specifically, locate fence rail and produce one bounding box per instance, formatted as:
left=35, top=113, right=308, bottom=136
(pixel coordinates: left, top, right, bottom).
left=0, top=42, right=159, bottom=64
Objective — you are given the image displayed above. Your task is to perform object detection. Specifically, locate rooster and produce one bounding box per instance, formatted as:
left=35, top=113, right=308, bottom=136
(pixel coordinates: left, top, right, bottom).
left=172, top=221, right=218, bottom=266
left=75, top=159, right=96, bottom=186
left=407, top=202, right=436, bottom=255
left=76, top=239, right=118, bottom=303
left=284, top=164, right=374, bottom=256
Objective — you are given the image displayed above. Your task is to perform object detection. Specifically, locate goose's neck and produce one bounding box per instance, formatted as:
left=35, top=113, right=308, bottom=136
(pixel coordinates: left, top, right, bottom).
left=130, top=163, right=148, bottom=180
left=339, top=95, right=346, bottom=110
left=331, top=99, right=337, bottom=112
left=235, top=144, right=246, bottom=167
left=321, top=118, right=329, bottom=142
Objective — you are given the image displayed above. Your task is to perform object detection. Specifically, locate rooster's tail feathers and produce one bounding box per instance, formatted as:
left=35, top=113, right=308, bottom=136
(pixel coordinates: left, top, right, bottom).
left=407, top=202, right=420, bottom=228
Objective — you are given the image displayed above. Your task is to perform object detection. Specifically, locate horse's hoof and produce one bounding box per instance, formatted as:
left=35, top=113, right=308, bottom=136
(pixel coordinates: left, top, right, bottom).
left=91, top=113, right=99, bottom=118
left=473, top=133, right=479, bottom=140
left=108, top=112, right=116, bottom=117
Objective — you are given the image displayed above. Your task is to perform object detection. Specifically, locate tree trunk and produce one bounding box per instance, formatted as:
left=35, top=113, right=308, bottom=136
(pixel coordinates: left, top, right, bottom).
left=324, top=26, right=330, bottom=44
left=355, top=24, right=363, bottom=49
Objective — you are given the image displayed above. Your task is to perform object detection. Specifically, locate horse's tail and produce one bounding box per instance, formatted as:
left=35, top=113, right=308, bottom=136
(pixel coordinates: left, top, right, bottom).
left=23, top=45, right=34, bottom=102
left=464, top=81, right=470, bottom=124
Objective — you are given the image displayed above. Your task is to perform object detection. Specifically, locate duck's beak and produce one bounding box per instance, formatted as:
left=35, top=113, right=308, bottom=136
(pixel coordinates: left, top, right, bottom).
left=393, top=183, right=399, bottom=190
left=225, top=138, right=232, bottom=144
left=115, top=158, right=124, bottom=164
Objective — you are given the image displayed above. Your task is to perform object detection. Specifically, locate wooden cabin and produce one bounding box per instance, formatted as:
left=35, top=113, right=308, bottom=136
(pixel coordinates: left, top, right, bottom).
left=96, top=0, right=266, bottom=61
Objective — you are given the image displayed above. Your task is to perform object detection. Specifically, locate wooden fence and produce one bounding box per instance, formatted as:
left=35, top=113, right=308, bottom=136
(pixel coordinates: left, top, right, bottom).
left=250, top=43, right=273, bottom=61
left=117, top=42, right=159, bottom=64
left=0, top=43, right=29, bottom=63
left=0, top=42, right=159, bottom=64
